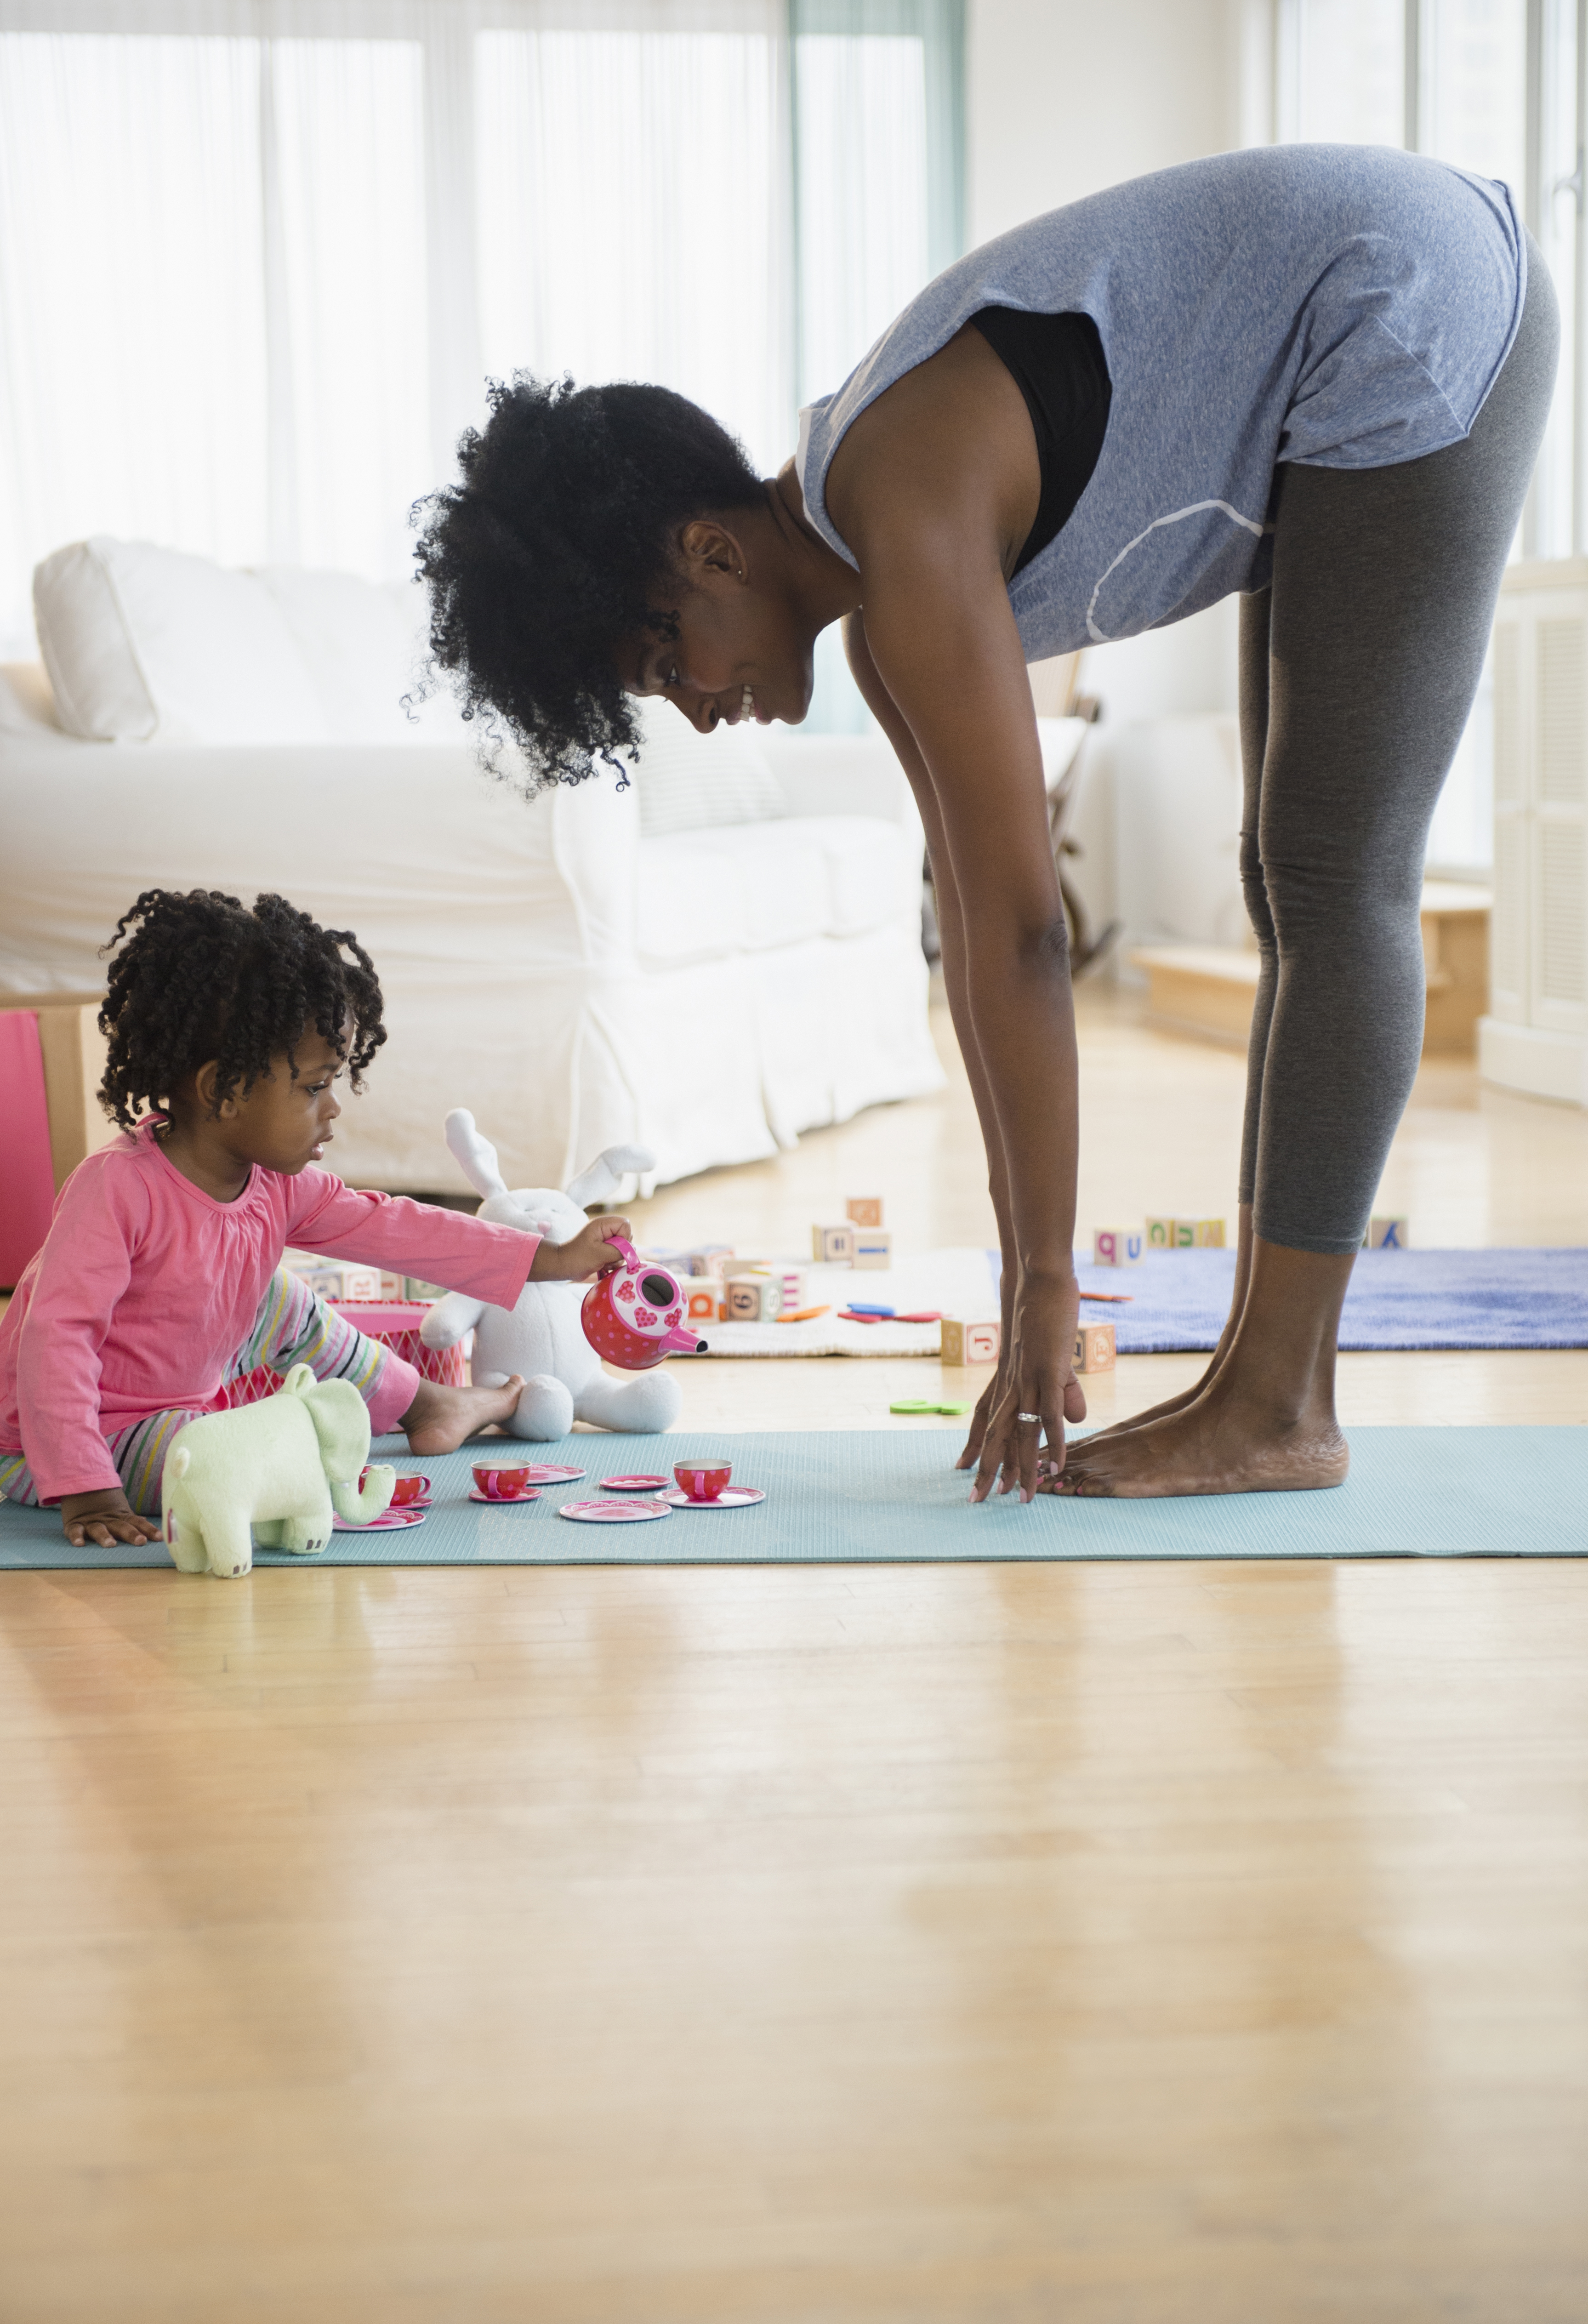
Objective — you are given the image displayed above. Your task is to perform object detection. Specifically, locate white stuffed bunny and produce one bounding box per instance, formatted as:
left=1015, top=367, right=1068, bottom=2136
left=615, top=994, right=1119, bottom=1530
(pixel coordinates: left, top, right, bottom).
left=419, top=1111, right=683, bottom=1440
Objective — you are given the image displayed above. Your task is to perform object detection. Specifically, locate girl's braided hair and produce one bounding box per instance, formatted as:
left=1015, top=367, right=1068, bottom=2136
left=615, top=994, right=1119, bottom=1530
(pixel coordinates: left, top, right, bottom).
left=97, top=889, right=386, bottom=1131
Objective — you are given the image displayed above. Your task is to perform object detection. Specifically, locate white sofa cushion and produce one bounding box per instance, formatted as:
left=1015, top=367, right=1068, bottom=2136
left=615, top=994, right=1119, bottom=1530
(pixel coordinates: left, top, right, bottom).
left=631, top=694, right=785, bottom=837
left=634, top=832, right=751, bottom=964
left=256, top=568, right=467, bottom=744
left=33, top=537, right=330, bottom=745
left=793, top=813, right=921, bottom=935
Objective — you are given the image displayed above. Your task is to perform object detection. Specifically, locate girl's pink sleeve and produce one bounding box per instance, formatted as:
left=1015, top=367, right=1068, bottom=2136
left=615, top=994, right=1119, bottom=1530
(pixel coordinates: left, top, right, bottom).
left=282, top=1173, right=540, bottom=1307
left=17, top=1169, right=142, bottom=1503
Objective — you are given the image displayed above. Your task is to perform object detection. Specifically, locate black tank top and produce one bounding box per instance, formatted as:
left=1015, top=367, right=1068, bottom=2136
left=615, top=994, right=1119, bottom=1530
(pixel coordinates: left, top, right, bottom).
left=969, top=307, right=1112, bottom=575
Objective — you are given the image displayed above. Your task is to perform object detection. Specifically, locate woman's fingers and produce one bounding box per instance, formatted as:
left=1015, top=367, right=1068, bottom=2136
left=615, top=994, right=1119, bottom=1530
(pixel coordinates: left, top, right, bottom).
left=953, top=1372, right=1003, bottom=1469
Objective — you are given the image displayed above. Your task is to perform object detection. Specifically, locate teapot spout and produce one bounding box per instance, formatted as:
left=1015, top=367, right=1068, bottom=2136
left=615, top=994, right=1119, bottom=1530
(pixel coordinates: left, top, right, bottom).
left=663, top=1326, right=707, bottom=1354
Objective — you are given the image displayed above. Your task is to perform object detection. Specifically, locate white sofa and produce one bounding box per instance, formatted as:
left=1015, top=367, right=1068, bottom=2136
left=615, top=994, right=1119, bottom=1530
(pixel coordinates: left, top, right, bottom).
left=0, top=536, right=947, bottom=1192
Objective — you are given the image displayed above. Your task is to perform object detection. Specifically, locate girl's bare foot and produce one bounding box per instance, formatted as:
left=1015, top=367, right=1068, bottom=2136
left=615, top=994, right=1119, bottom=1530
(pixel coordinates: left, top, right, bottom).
left=1042, top=1381, right=1348, bottom=1498
left=400, top=1375, right=525, bottom=1454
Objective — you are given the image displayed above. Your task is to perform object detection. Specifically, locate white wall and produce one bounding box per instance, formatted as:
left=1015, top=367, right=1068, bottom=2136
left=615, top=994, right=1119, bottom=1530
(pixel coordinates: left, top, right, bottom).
left=967, top=0, right=1242, bottom=245
left=968, top=0, right=1264, bottom=958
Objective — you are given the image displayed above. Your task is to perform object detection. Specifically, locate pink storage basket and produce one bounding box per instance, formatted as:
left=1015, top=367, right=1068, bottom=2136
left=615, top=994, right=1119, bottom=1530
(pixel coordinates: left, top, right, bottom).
left=219, top=1299, right=466, bottom=1410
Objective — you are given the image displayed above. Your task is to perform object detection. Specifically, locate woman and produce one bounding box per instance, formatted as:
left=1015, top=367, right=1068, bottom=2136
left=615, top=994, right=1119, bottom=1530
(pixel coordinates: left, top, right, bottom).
left=415, top=143, right=1557, bottom=1504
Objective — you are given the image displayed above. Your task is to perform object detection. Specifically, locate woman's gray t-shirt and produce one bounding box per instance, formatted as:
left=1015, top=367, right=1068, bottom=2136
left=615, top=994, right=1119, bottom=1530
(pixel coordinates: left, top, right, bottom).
left=794, top=145, right=1526, bottom=657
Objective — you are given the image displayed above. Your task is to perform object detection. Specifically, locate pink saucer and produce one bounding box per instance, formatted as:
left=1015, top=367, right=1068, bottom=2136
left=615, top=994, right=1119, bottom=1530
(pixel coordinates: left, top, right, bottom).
left=660, top=1486, right=765, bottom=1511
left=469, top=1486, right=541, bottom=1505
left=558, top=1498, right=672, bottom=1525
left=332, top=1504, right=428, bottom=1532
left=599, top=1472, right=672, bottom=1492
left=508, top=1464, right=586, bottom=1485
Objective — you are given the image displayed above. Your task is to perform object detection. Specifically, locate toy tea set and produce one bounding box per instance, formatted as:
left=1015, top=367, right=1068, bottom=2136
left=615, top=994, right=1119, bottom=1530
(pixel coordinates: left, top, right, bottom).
left=159, top=1152, right=759, bottom=1574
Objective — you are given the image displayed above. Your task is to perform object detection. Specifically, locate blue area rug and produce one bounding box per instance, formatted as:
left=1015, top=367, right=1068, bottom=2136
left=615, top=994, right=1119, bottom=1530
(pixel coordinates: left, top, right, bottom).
left=2, top=1426, right=1584, bottom=1568
left=1071, top=1247, right=1588, bottom=1353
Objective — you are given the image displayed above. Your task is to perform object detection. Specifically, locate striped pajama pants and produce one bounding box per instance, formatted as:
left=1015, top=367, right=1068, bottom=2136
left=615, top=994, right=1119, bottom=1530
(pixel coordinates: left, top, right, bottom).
left=0, top=1271, right=400, bottom=1516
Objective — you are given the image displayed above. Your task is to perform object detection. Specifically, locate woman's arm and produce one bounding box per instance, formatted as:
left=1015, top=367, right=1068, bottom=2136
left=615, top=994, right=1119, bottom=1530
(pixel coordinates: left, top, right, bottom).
left=837, top=552, right=1086, bottom=1499
left=842, top=611, right=1021, bottom=1455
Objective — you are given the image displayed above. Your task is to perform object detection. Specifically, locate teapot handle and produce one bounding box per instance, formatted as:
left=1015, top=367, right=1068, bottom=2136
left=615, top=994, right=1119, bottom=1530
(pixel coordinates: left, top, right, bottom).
left=599, top=1233, right=637, bottom=1273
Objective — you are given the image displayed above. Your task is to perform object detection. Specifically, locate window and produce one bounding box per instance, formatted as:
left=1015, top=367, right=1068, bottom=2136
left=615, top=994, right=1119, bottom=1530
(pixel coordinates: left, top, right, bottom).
left=0, top=0, right=966, bottom=739
left=1277, top=0, right=1582, bottom=871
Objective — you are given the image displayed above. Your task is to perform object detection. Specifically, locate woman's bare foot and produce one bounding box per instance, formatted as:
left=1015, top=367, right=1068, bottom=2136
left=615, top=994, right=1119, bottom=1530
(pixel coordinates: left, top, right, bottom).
left=400, top=1374, right=525, bottom=1454
left=1042, top=1233, right=1354, bottom=1497
left=1042, top=1381, right=1348, bottom=1498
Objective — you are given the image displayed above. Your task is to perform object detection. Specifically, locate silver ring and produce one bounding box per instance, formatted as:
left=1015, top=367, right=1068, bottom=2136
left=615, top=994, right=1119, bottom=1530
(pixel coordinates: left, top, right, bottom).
left=1016, top=1411, right=1041, bottom=1424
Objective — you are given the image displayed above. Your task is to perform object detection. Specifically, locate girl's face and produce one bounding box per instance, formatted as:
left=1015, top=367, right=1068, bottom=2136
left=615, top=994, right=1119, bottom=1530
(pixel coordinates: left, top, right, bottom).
left=208, top=1028, right=345, bottom=1176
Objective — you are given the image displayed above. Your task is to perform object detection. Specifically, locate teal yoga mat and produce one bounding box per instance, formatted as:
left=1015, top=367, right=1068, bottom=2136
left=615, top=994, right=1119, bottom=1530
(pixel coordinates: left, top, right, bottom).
left=1, top=1427, right=1585, bottom=1568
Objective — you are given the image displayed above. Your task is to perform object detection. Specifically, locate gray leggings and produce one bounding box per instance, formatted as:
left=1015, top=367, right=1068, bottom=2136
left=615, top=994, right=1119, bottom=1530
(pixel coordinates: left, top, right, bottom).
left=1238, top=242, right=1560, bottom=1255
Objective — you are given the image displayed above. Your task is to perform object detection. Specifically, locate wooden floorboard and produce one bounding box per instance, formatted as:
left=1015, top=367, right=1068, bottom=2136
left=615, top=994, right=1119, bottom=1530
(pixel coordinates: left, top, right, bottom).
left=2, top=989, right=1585, bottom=2322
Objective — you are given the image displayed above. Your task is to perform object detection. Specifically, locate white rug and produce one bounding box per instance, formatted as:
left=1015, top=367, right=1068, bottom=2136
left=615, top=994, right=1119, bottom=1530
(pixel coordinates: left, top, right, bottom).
left=685, top=1248, right=1000, bottom=1358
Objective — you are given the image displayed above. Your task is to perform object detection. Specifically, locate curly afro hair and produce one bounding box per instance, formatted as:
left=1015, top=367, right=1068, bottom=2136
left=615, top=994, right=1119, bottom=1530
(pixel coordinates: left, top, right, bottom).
left=411, top=375, right=766, bottom=788
left=97, top=889, right=387, bottom=1132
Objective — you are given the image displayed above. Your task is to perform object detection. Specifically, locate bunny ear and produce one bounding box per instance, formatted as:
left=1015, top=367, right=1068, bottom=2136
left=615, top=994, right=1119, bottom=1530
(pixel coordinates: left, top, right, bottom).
left=444, top=1108, right=508, bottom=1200
left=564, top=1144, right=655, bottom=1209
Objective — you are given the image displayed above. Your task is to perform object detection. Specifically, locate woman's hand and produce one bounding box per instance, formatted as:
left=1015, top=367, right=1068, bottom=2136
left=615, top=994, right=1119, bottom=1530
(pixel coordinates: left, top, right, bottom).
left=60, top=1488, right=162, bottom=1549
left=529, top=1217, right=634, bottom=1282
left=970, top=1272, right=1087, bottom=1503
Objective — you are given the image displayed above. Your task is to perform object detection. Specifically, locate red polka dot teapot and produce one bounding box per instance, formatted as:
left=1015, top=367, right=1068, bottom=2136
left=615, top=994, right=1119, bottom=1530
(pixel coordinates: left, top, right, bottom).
left=581, top=1237, right=707, bottom=1371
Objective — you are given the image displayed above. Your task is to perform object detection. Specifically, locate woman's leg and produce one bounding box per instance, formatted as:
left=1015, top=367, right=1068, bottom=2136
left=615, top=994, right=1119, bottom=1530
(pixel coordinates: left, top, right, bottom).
left=1089, top=592, right=1273, bottom=1439
left=1053, top=252, right=1559, bottom=1497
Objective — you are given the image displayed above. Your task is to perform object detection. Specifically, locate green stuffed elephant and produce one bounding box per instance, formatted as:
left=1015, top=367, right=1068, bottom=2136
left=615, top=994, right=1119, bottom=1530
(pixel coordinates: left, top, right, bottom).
left=161, top=1363, right=395, bottom=1579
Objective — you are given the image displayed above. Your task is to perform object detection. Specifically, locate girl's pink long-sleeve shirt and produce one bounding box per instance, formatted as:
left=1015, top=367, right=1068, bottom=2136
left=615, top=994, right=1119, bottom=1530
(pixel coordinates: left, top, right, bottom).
left=0, top=1123, right=540, bottom=1503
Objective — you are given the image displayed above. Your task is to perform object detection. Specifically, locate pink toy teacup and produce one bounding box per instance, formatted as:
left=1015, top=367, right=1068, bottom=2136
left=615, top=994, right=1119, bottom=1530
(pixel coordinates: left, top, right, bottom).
left=472, top=1462, right=536, bottom=1501
left=366, top=1470, right=429, bottom=1507
left=673, top=1459, right=733, bottom=1504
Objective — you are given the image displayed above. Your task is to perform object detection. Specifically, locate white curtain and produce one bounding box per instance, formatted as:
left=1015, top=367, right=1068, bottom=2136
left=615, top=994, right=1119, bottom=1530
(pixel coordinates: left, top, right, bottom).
left=0, top=0, right=962, bottom=733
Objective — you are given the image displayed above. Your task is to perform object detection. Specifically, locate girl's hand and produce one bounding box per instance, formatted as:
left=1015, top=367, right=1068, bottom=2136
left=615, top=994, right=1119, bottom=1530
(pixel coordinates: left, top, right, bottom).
left=970, top=1273, right=1087, bottom=1504
left=529, top=1217, right=635, bottom=1282
left=60, top=1488, right=162, bottom=1549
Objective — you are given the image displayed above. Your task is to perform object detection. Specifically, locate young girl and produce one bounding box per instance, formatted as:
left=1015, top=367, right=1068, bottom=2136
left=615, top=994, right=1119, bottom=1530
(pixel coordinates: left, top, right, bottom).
left=0, top=888, right=628, bottom=1549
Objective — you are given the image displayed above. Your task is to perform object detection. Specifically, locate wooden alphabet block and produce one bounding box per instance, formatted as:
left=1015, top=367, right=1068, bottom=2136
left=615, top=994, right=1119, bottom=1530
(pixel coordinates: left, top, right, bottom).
left=940, top=1316, right=1001, bottom=1367
left=851, top=1228, right=893, bottom=1270
left=845, top=1196, right=884, bottom=1228
left=727, top=1273, right=783, bottom=1322
left=684, top=1281, right=724, bottom=1326
left=1172, top=1220, right=1197, bottom=1250
left=1145, top=1216, right=1176, bottom=1250
left=812, top=1222, right=856, bottom=1264
left=1093, top=1227, right=1144, bottom=1267
left=687, top=1245, right=734, bottom=1278
left=1364, top=1216, right=1410, bottom=1249
left=1072, top=1322, right=1116, bottom=1374
left=1192, top=1218, right=1225, bottom=1248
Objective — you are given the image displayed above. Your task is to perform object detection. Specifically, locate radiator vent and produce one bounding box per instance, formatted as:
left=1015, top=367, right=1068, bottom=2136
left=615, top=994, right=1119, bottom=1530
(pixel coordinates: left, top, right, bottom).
left=1538, top=619, right=1586, bottom=804
left=1539, top=823, right=1587, bottom=1006
left=1491, top=817, right=1526, bottom=1003
left=1493, top=621, right=1523, bottom=804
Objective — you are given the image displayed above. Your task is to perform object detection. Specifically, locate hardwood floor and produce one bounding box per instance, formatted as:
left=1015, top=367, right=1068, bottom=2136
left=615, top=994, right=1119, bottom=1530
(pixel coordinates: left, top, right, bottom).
left=2, top=987, right=1586, bottom=2323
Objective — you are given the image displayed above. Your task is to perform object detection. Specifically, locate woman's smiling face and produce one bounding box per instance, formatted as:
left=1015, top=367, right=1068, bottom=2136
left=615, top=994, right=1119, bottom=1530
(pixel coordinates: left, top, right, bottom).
left=623, top=516, right=817, bottom=732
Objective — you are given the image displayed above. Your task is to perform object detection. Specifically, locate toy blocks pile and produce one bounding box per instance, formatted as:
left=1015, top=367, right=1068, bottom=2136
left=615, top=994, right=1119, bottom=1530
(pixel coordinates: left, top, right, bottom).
left=1091, top=1217, right=1225, bottom=1265
left=281, top=1250, right=444, bottom=1304
left=812, top=1195, right=892, bottom=1270
left=1091, top=1213, right=1410, bottom=1265
left=939, top=1314, right=1115, bottom=1375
